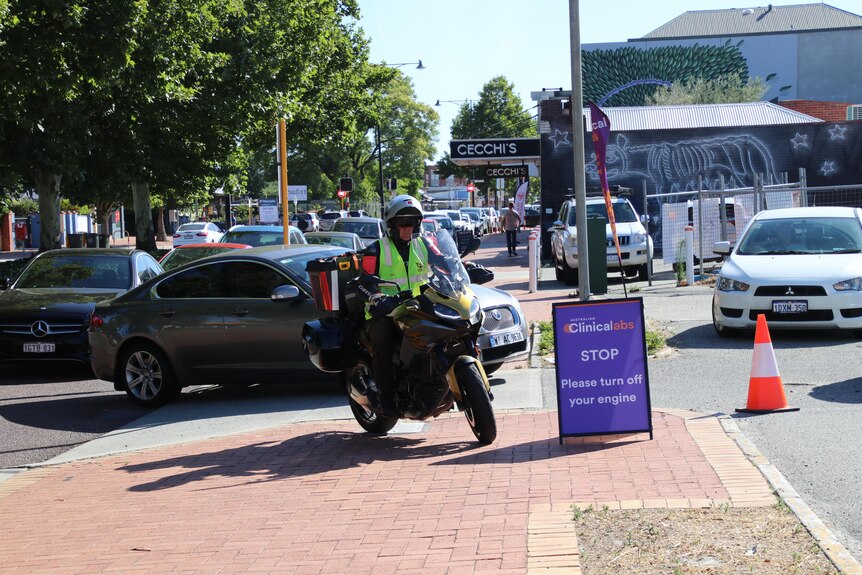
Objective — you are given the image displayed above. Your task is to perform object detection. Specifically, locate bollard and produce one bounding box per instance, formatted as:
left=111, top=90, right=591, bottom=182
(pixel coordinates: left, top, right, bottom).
left=685, top=225, right=695, bottom=286
left=528, top=231, right=538, bottom=293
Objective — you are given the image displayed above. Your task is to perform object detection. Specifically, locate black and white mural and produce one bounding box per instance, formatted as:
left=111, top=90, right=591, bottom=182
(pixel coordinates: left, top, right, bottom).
left=538, top=99, right=862, bottom=258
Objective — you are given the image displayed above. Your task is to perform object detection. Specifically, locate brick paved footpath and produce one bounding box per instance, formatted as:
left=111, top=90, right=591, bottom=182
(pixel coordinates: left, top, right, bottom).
left=0, top=408, right=776, bottom=575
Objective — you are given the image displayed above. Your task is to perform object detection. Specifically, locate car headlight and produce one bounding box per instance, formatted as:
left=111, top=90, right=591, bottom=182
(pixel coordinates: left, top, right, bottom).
left=434, top=303, right=461, bottom=321
left=568, top=234, right=577, bottom=247
left=834, top=277, right=862, bottom=291
left=469, top=296, right=482, bottom=324
left=633, top=231, right=647, bottom=244
left=717, top=277, right=750, bottom=292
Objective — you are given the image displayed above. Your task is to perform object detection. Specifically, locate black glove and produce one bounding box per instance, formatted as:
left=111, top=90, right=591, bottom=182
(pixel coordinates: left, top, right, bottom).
left=370, top=294, right=399, bottom=318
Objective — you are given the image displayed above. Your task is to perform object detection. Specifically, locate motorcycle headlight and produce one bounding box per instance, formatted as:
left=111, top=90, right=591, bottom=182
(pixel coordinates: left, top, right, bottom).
left=834, top=277, right=862, bottom=291
left=717, top=276, right=750, bottom=292
left=434, top=303, right=461, bottom=321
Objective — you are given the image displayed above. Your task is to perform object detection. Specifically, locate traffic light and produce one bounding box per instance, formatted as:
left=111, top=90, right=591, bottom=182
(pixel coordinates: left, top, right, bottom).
left=387, top=177, right=398, bottom=191
left=339, top=177, right=353, bottom=192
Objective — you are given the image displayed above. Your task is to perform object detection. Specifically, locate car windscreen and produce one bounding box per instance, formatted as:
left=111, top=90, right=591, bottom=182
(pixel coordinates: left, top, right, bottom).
left=566, top=201, right=637, bottom=225
left=736, top=217, right=862, bottom=255
left=223, top=231, right=289, bottom=246
left=333, top=221, right=378, bottom=238
left=15, top=255, right=132, bottom=289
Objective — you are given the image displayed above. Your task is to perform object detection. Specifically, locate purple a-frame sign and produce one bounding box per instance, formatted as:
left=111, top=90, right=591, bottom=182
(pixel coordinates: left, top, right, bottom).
left=553, top=298, right=653, bottom=441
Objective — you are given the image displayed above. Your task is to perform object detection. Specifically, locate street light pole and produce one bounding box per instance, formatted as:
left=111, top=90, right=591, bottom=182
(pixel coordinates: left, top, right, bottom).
left=377, top=121, right=386, bottom=217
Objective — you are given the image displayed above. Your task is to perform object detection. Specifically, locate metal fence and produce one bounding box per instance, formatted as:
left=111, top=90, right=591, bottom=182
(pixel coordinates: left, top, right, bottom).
left=642, top=169, right=862, bottom=280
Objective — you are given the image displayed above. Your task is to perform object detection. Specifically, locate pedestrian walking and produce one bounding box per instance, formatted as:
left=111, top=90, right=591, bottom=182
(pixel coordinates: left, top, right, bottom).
left=502, top=201, right=521, bottom=256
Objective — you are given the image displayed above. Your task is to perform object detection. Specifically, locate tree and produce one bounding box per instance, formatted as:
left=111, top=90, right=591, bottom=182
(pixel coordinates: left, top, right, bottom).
left=645, top=73, right=768, bottom=106
left=436, top=75, right=536, bottom=195
left=0, top=0, right=143, bottom=250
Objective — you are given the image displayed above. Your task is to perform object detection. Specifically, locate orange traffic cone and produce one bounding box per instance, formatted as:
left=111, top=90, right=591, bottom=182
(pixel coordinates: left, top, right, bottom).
left=736, top=314, right=800, bottom=414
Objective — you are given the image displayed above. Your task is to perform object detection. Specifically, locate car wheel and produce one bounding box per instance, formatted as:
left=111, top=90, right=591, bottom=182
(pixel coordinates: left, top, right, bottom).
left=712, top=303, right=742, bottom=338
left=119, top=342, right=180, bottom=407
left=638, top=263, right=649, bottom=281
left=561, top=255, right=579, bottom=285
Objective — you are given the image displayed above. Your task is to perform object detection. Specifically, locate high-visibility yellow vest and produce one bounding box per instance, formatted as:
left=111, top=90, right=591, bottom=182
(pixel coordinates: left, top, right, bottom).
left=365, top=236, right=429, bottom=319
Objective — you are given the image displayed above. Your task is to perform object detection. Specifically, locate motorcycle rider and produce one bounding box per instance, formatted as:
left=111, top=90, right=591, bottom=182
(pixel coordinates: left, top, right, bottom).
left=357, top=195, right=431, bottom=417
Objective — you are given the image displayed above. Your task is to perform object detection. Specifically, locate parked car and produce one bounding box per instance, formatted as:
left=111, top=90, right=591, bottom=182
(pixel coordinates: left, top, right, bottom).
left=290, top=212, right=321, bottom=233
left=0, top=248, right=163, bottom=364
left=481, top=207, right=500, bottom=233
left=711, top=206, right=862, bottom=337
left=304, top=231, right=364, bottom=251
left=421, top=218, right=441, bottom=235
left=460, top=207, right=487, bottom=235
left=89, top=244, right=351, bottom=406
left=550, top=194, right=653, bottom=284
left=424, top=213, right=456, bottom=240
left=445, top=210, right=473, bottom=235
left=318, top=210, right=349, bottom=232
left=524, top=207, right=541, bottom=228
left=331, top=217, right=386, bottom=248
left=470, top=279, right=528, bottom=374
left=158, top=242, right=253, bottom=271
left=219, top=225, right=307, bottom=246
left=172, top=222, right=224, bottom=247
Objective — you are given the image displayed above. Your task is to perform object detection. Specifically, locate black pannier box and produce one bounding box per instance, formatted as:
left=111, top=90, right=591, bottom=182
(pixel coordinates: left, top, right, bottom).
left=306, top=254, right=361, bottom=313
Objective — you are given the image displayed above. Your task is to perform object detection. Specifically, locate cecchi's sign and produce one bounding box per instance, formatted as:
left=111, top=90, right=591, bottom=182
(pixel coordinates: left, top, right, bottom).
left=450, top=138, right=540, bottom=161
left=482, top=165, right=529, bottom=178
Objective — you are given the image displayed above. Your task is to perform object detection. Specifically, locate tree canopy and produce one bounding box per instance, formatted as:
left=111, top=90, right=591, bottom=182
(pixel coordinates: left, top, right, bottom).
left=645, top=73, right=769, bottom=106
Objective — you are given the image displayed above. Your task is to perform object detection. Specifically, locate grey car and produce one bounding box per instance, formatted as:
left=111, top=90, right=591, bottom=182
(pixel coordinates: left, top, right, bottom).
left=331, top=217, right=386, bottom=248
left=89, top=244, right=348, bottom=406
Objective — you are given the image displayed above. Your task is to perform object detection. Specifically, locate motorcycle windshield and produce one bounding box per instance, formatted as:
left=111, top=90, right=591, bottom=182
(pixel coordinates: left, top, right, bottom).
left=422, top=229, right=470, bottom=299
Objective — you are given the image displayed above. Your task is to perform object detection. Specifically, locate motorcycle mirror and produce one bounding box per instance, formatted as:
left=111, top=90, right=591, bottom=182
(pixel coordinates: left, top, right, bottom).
left=466, top=263, right=494, bottom=285
left=460, top=236, right=481, bottom=258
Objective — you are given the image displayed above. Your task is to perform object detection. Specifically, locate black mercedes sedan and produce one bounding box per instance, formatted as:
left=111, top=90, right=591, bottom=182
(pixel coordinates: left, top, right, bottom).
left=0, top=248, right=164, bottom=364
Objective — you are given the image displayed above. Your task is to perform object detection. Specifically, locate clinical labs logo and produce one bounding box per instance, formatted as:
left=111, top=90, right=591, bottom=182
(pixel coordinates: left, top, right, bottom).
left=561, top=315, right=634, bottom=334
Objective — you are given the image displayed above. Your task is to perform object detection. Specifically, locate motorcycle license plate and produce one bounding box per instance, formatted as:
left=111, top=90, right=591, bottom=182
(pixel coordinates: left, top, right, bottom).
left=772, top=300, right=808, bottom=314
left=23, top=342, right=55, bottom=353
left=489, top=331, right=524, bottom=347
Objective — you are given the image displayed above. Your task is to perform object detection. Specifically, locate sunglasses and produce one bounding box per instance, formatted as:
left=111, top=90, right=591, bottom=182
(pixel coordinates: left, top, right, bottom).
left=394, top=220, right=416, bottom=228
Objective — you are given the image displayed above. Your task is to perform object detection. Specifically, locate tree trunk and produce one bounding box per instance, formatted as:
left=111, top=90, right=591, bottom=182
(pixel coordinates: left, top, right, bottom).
left=155, top=205, right=166, bottom=241
left=131, top=181, right=156, bottom=252
left=33, top=170, right=62, bottom=252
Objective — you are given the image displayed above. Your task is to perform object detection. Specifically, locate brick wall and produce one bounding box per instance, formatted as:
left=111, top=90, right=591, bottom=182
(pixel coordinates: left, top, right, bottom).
left=778, top=100, right=857, bottom=122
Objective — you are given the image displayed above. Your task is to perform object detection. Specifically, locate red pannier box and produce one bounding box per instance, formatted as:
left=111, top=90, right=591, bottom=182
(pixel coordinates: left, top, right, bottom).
left=306, top=254, right=361, bottom=313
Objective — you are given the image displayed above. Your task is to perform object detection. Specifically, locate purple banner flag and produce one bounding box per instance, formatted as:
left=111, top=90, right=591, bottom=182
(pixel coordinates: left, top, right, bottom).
left=588, top=101, right=622, bottom=264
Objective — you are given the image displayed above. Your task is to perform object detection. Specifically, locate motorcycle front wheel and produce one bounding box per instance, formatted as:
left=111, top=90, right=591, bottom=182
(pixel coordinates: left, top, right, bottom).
left=457, top=363, right=497, bottom=445
left=347, top=360, right=398, bottom=435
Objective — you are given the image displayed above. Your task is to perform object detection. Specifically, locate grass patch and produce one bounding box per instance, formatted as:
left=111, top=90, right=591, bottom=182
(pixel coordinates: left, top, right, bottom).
left=536, top=319, right=667, bottom=357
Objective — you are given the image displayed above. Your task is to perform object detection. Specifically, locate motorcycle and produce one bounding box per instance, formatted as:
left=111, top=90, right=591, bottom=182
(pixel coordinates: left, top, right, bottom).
left=302, top=229, right=497, bottom=445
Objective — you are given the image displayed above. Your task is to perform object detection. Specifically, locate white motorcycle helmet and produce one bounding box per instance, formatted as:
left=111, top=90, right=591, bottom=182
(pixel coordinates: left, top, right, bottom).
left=384, top=194, right=423, bottom=237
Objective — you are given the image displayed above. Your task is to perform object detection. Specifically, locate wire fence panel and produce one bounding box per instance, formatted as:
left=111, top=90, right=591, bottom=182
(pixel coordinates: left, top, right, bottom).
left=642, top=170, right=862, bottom=280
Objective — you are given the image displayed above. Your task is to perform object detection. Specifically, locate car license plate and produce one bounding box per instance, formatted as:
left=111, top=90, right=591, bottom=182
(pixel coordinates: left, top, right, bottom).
left=772, top=300, right=808, bottom=314
left=183, top=233, right=193, bottom=239
left=489, top=331, right=524, bottom=347
left=606, top=254, right=618, bottom=263
left=23, top=342, right=55, bottom=353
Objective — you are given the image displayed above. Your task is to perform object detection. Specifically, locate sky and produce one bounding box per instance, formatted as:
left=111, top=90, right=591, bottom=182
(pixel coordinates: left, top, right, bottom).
left=354, top=0, right=862, bottom=160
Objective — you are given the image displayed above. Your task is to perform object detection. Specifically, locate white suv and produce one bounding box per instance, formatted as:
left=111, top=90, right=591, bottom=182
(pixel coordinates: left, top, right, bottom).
left=550, top=195, right=653, bottom=284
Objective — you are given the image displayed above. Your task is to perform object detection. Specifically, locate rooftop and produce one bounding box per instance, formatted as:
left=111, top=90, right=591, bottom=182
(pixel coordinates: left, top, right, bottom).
left=642, top=3, right=862, bottom=39
left=584, top=101, right=822, bottom=132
